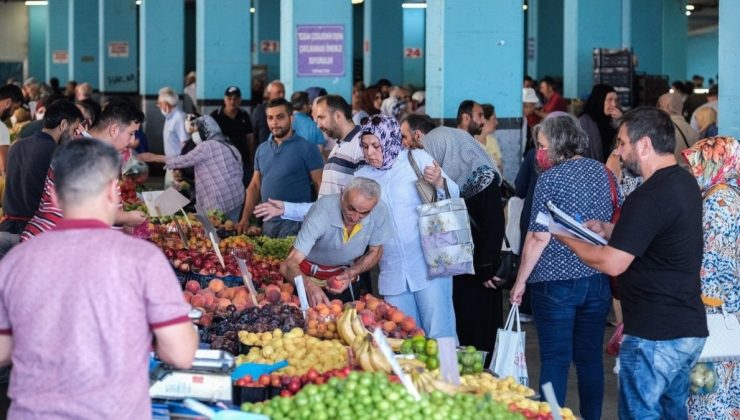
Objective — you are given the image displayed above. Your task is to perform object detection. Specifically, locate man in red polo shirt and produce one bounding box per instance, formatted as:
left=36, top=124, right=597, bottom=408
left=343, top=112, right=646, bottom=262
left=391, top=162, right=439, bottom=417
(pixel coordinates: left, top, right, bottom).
left=535, top=76, right=568, bottom=119
left=0, top=139, right=197, bottom=419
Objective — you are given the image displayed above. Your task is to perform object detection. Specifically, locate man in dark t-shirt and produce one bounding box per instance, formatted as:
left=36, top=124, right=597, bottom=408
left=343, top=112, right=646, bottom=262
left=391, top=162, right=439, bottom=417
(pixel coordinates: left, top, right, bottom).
left=0, top=100, right=82, bottom=234
left=211, top=86, right=254, bottom=187
left=556, top=107, right=707, bottom=420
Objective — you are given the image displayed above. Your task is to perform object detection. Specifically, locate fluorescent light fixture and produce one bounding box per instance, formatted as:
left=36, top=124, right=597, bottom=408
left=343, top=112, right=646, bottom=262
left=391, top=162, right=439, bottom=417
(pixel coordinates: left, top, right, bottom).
left=402, top=2, right=427, bottom=8
left=135, top=0, right=141, bottom=4
left=25, top=1, right=48, bottom=5
left=694, top=88, right=709, bottom=94
left=685, top=10, right=691, bottom=16
left=250, top=6, right=255, bottom=13
left=523, top=4, right=528, bottom=11
left=351, top=0, right=364, bottom=4
left=686, top=4, right=695, bottom=11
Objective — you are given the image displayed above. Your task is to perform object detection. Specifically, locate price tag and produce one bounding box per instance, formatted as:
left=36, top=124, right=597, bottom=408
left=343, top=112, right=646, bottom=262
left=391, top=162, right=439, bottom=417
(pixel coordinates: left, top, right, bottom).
left=236, top=257, right=259, bottom=306
left=293, top=276, right=310, bottom=316
left=194, top=203, right=219, bottom=245
left=172, top=217, right=189, bottom=249
left=541, top=382, right=563, bottom=420
left=372, top=329, right=421, bottom=401
left=208, top=231, right=226, bottom=269
left=437, top=337, right=460, bottom=385
left=180, top=208, right=193, bottom=230
left=141, top=188, right=190, bottom=217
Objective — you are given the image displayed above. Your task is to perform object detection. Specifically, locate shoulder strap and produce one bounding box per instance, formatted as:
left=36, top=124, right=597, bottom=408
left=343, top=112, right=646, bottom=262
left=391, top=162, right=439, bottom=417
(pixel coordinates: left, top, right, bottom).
left=407, top=150, right=424, bottom=181
left=671, top=120, right=690, bottom=148
left=605, top=165, right=619, bottom=210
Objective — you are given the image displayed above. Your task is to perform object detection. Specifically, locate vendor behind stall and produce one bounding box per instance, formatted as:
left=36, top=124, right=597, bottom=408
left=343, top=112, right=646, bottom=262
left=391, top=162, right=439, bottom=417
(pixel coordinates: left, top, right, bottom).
left=0, top=139, right=198, bottom=419
left=280, top=177, right=391, bottom=306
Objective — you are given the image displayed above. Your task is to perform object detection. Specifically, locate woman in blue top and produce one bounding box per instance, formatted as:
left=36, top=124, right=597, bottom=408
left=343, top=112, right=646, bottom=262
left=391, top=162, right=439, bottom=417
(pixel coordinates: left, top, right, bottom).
left=510, top=114, right=619, bottom=420
left=355, top=115, right=460, bottom=340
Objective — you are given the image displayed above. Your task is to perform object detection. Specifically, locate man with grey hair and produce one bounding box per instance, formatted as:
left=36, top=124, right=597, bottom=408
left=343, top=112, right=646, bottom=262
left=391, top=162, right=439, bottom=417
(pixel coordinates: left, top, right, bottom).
left=157, top=86, right=189, bottom=187
left=280, top=177, right=391, bottom=306
left=0, top=139, right=197, bottom=418
left=252, top=80, right=286, bottom=143
left=74, top=82, right=92, bottom=102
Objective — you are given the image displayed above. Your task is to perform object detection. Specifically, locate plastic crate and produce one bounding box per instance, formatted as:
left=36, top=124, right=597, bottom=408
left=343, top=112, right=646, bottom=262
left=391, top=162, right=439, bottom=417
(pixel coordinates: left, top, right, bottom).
left=177, top=270, right=245, bottom=289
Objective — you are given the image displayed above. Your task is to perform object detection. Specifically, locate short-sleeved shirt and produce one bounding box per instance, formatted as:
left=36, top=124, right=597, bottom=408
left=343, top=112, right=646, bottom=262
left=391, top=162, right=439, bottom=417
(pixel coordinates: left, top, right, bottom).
left=292, top=112, right=326, bottom=146
left=0, top=219, right=190, bottom=419
left=254, top=133, right=324, bottom=206
left=318, top=127, right=364, bottom=197
left=609, top=165, right=708, bottom=341
left=543, top=92, right=568, bottom=113
left=251, top=103, right=270, bottom=144
left=1, top=130, right=56, bottom=222
left=163, top=107, right=189, bottom=157
left=293, top=194, right=391, bottom=266
left=210, top=107, right=253, bottom=164
left=528, top=157, right=618, bottom=282
left=0, top=122, right=9, bottom=146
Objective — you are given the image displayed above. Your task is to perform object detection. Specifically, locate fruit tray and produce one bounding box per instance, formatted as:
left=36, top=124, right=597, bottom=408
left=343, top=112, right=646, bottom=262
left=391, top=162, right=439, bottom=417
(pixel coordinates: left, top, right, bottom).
left=176, top=270, right=245, bottom=289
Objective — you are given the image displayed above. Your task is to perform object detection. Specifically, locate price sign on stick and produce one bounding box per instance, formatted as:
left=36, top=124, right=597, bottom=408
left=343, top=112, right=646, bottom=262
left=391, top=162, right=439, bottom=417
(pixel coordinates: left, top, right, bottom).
left=171, top=217, right=189, bottom=249
left=437, top=337, right=461, bottom=385
left=542, top=382, right=563, bottom=420
left=372, top=329, right=421, bottom=401
left=208, top=231, right=226, bottom=269
left=141, top=188, right=190, bottom=217
left=293, top=276, right=310, bottom=317
left=236, top=257, right=259, bottom=306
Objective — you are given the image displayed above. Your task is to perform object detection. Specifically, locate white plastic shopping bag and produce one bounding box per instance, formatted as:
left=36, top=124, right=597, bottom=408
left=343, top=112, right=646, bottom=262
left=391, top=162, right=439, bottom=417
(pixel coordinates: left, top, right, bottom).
left=490, top=304, right=528, bottom=386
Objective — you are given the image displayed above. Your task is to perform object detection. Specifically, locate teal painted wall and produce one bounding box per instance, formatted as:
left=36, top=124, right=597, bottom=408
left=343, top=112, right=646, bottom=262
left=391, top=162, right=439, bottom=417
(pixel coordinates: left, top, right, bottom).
left=363, top=0, right=403, bottom=86
left=185, top=3, right=196, bottom=75
left=46, top=0, right=69, bottom=84
left=718, top=0, right=740, bottom=137
left=662, top=0, right=687, bottom=82
left=403, top=8, right=425, bottom=88
left=687, top=28, right=718, bottom=83
left=536, top=0, right=563, bottom=79
left=630, top=0, right=662, bottom=75
left=254, top=0, right=280, bottom=83
left=99, top=0, right=138, bottom=93
left=140, top=0, right=184, bottom=94
left=69, top=0, right=99, bottom=88
left=28, top=5, right=47, bottom=81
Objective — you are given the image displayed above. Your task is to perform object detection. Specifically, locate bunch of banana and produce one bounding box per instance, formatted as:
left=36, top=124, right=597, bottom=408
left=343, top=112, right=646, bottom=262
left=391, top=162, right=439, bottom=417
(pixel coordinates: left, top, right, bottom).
left=408, top=367, right=461, bottom=396
left=352, top=335, right=394, bottom=373
left=336, top=305, right=405, bottom=351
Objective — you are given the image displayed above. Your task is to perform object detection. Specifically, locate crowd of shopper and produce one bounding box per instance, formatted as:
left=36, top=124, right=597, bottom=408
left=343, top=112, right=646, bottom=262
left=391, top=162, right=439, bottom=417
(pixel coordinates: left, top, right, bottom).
left=0, top=71, right=736, bottom=420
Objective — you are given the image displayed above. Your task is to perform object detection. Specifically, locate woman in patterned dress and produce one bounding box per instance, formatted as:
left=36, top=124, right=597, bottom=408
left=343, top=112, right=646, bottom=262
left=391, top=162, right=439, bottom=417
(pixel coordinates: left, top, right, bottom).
left=510, top=114, right=619, bottom=420
left=684, top=136, right=740, bottom=419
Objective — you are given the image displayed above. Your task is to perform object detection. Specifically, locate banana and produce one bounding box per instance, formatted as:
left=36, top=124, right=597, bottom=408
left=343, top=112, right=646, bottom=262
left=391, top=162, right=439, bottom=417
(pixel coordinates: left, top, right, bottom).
left=336, top=308, right=356, bottom=346
left=368, top=344, right=392, bottom=373
left=398, top=358, right=427, bottom=370
left=385, top=337, right=404, bottom=352
left=350, top=313, right=370, bottom=339
left=357, top=340, right=376, bottom=372
left=430, top=377, right=460, bottom=396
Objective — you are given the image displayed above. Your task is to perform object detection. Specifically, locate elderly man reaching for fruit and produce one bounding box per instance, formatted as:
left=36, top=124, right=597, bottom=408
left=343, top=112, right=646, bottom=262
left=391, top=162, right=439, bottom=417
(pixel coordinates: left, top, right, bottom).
left=280, top=177, right=391, bottom=306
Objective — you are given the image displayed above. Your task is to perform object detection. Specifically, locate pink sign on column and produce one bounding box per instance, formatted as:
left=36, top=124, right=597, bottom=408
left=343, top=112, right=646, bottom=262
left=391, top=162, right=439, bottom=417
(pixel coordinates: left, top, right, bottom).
left=296, top=25, right=345, bottom=77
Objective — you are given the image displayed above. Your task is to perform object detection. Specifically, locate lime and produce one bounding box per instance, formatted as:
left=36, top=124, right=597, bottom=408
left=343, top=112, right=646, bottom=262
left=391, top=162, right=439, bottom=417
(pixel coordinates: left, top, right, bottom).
left=425, top=338, right=438, bottom=356
left=426, top=357, right=440, bottom=370
left=413, top=338, right=426, bottom=354
left=473, top=361, right=484, bottom=373
left=401, top=340, right=415, bottom=355
left=466, top=345, right=477, bottom=353
left=417, top=353, right=429, bottom=363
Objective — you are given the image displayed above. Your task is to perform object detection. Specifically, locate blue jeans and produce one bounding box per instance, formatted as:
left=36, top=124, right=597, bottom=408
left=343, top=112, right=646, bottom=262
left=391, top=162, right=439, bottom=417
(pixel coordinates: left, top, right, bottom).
left=530, top=274, right=611, bottom=420
left=618, top=335, right=706, bottom=420
left=384, top=278, right=457, bottom=339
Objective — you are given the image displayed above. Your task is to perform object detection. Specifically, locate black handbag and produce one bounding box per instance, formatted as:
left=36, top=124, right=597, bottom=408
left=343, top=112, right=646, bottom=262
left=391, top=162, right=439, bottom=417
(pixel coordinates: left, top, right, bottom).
left=494, top=234, right=520, bottom=289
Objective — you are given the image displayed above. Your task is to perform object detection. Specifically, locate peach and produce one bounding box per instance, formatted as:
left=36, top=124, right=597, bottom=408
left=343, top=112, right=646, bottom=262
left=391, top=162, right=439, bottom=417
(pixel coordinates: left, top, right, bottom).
left=327, top=277, right=344, bottom=290
left=359, top=309, right=377, bottom=327
left=382, top=321, right=397, bottom=333
left=208, top=279, right=225, bottom=293
left=365, top=298, right=380, bottom=311
left=232, top=297, right=247, bottom=311
left=185, top=280, right=200, bottom=293
left=280, top=291, right=292, bottom=303
left=183, top=291, right=193, bottom=303
left=292, top=295, right=300, bottom=305
left=330, top=302, right=343, bottom=315
left=279, top=283, right=295, bottom=295
left=233, top=287, right=248, bottom=301
left=190, top=295, right=206, bottom=308
left=401, top=316, right=416, bottom=332
left=354, top=301, right=365, bottom=311
left=375, top=303, right=389, bottom=319
left=217, top=298, right=232, bottom=310
left=264, top=285, right=282, bottom=304
left=391, top=310, right=405, bottom=324
left=410, top=327, right=425, bottom=337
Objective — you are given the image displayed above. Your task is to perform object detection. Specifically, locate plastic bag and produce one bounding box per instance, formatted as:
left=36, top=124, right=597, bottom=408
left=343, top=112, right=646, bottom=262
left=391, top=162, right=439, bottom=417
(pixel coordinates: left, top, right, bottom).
left=122, top=153, right=149, bottom=184
left=490, top=305, right=528, bottom=386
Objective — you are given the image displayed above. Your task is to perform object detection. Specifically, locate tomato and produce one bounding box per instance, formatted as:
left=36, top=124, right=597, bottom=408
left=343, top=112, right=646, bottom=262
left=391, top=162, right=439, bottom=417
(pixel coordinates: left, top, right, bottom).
left=258, top=374, right=271, bottom=386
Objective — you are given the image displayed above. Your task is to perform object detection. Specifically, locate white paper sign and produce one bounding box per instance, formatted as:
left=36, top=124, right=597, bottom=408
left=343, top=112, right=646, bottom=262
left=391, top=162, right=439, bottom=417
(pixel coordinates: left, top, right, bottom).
left=541, top=382, right=563, bottom=420
left=208, top=231, right=225, bottom=269
left=372, top=329, right=421, bottom=401
left=141, top=188, right=191, bottom=217
left=236, top=258, right=259, bottom=306
left=293, top=276, right=310, bottom=316
left=438, top=337, right=460, bottom=385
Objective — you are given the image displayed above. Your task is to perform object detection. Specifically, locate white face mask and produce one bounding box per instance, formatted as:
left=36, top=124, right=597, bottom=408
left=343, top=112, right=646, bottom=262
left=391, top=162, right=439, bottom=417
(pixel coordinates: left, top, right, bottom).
left=191, top=131, right=202, bottom=144
left=10, top=116, right=17, bottom=125
left=36, top=112, right=45, bottom=121
left=160, top=110, right=169, bottom=118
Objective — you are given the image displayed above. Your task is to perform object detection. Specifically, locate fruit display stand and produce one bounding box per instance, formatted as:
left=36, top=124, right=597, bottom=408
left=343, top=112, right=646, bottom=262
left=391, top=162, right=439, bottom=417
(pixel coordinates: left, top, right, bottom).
left=141, top=218, right=578, bottom=420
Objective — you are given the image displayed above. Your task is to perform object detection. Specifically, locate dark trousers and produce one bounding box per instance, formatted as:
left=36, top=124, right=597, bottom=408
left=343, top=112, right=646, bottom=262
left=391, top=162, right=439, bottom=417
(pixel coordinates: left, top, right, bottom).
left=453, top=181, right=505, bottom=362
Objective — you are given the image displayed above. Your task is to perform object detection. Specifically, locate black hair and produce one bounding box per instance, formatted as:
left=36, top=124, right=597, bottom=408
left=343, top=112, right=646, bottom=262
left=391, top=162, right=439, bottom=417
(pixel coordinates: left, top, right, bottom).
left=96, top=98, right=145, bottom=130
left=456, top=100, right=477, bottom=127
left=52, top=138, right=121, bottom=205
left=541, top=76, right=559, bottom=91
left=0, top=84, right=23, bottom=104
left=481, top=103, right=496, bottom=120
left=402, top=114, right=437, bottom=134
left=317, top=94, right=351, bottom=120
left=708, top=84, right=718, bottom=97
left=290, top=91, right=309, bottom=111
left=581, top=84, right=618, bottom=160
left=375, top=79, right=392, bottom=88
left=266, top=97, right=293, bottom=114
left=77, top=98, right=102, bottom=127
left=43, top=99, right=84, bottom=129
left=620, top=106, right=675, bottom=155
left=671, top=81, right=690, bottom=95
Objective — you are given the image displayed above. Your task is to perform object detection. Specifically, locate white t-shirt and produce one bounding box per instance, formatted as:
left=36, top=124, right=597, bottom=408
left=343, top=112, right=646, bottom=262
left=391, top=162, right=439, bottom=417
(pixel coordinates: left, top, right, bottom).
left=0, top=123, right=10, bottom=146
left=163, top=108, right=189, bottom=157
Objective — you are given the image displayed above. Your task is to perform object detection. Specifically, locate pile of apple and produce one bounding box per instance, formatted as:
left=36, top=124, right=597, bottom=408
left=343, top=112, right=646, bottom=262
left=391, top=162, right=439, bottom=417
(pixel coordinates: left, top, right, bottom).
left=234, top=367, right=354, bottom=400
left=354, top=294, right=425, bottom=339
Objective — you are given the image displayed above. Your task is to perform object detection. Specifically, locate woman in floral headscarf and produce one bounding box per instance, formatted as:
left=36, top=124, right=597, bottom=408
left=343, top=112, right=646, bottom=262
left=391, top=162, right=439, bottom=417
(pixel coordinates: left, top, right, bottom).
left=684, top=136, right=740, bottom=419
left=355, top=115, right=460, bottom=339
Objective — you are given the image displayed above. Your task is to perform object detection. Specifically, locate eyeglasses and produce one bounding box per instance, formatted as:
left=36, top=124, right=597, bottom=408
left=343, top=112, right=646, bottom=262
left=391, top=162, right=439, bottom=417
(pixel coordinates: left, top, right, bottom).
left=360, top=115, right=383, bottom=126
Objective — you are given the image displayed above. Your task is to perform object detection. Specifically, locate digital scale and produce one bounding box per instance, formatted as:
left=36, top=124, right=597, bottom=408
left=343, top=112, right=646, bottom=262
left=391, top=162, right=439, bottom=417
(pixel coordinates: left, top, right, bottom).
left=150, top=349, right=235, bottom=402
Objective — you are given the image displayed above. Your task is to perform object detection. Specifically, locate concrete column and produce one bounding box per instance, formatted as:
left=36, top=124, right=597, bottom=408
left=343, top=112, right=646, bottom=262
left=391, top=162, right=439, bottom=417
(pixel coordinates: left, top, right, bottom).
left=28, top=4, right=48, bottom=81
left=140, top=0, right=185, bottom=154
left=254, top=0, right=281, bottom=83
left=718, top=0, right=740, bottom=137
left=661, top=0, right=687, bottom=83
left=196, top=0, right=252, bottom=114
left=525, top=0, right=538, bottom=79
left=363, top=0, right=403, bottom=86
left=280, top=0, right=353, bottom=100
left=535, top=0, right=563, bottom=80
left=563, top=0, right=622, bottom=99
left=99, top=0, right=138, bottom=94
left=630, top=0, right=662, bottom=75
left=46, top=0, right=70, bottom=84
left=402, top=6, right=425, bottom=87
left=69, top=0, right=99, bottom=89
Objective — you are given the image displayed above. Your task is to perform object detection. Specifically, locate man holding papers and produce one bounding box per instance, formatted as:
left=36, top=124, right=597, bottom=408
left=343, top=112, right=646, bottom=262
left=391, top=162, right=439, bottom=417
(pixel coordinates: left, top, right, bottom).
left=555, top=107, right=707, bottom=420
